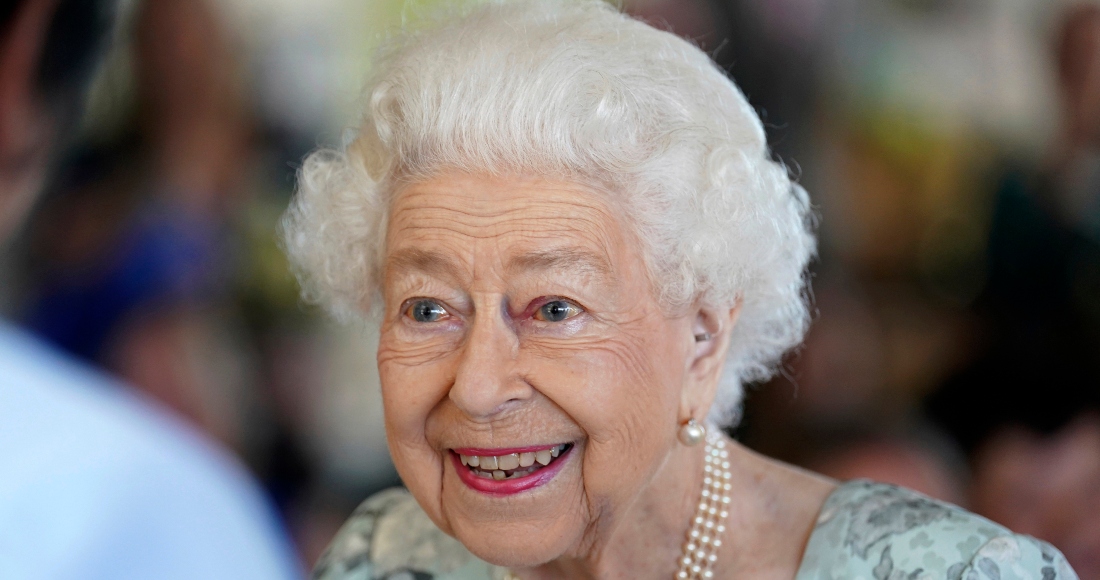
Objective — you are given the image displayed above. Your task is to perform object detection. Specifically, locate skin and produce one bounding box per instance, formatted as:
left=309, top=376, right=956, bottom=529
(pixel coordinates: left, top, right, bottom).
left=810, top=439, right=965, bottom=507
left=1059, top=8, right=1100, bottom=151
left=377, top=172, right=835, bottom=579
left=0, top=0, right=57, bottom=242
left=973, top=415, right=1100, bottom=579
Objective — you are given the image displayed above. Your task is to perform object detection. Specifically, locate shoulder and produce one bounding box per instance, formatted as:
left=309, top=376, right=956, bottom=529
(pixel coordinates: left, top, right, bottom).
left=314, top=488, right=502, bottom=580
left=0, top=323, right=299, bottom=579
left=796, top=480, right=1078, bottom=580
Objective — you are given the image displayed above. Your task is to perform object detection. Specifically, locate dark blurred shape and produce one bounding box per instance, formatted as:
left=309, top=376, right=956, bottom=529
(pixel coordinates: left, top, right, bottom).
left=926, top=0, right=1100, bottom=475
left=20, top=0, right=257, bottom=450
left=926, top=178, right=1100, bottom=451
left=12, top=0, right=326, bottom=560
left=36, top=0, right=112, bottom=138
left=739, top=273, right=971, bottom=462
left=0, top=0, right=113, bottom=239
left=1, top=0, right=301, bottom=577
left=705, top=0, right=822, bottom=165
left=925, top=5, right=1100, bottom=577
left=0, top=0, right=111, bottom=129
left=805, top=425, right=967, bottom=506
left=1059, top=4, right=1100, bottom=155
left=624, top=0, right=822, bottom=164
left=970, top=414, right=1100, bottom=580
left=132, top=0, right=249, bottom=214
left=24, top=182, right=223, bottom=361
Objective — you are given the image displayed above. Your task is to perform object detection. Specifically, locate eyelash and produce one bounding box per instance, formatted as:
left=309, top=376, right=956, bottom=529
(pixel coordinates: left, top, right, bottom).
left=402, top=298, right=452, bottom=324
left=400, top=296, right=586, bottom=325
left=530, top=297, right=584, bottom=323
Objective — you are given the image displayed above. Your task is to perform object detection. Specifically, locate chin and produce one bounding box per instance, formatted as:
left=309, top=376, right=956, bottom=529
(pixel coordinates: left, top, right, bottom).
left=451, top=517, right=578, bottom=568
left=436, top=443, right=591, bottom=568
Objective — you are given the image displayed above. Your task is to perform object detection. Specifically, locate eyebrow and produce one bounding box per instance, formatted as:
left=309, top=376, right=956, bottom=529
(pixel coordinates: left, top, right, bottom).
left=506, top=247, right=613, bottom=278
left=386, top=246, right=613, bottom=282
left=385, top=248, right=464, bottom=281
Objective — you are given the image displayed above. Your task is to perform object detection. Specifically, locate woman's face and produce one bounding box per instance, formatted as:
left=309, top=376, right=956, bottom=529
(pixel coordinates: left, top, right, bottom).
left=378, top=173, right=700, bottom=566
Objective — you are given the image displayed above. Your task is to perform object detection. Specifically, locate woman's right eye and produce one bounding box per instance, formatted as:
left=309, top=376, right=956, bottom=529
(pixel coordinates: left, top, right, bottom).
left=404, top=300, right=448, bottom=323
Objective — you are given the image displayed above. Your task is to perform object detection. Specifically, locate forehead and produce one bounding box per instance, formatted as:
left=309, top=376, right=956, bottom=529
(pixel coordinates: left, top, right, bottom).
left=384, top=173, right=632, bottom=277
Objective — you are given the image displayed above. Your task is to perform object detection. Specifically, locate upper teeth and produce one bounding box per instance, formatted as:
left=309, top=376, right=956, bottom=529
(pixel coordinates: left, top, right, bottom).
left=459, top=444, right=568, bottom=471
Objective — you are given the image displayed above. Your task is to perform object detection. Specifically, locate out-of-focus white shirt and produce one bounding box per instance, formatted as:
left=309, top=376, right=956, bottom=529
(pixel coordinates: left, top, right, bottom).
left=0, top=321, right=303, bottom=580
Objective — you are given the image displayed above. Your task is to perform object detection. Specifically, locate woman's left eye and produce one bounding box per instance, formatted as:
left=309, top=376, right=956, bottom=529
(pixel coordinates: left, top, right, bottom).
left=534, top=300, right=582, bottom=322
left=405, top=299, right=449, bottom=322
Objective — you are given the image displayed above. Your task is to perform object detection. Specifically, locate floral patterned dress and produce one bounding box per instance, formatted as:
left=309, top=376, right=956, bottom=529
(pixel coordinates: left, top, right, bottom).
left=312, top=480, right=1078, bottom=580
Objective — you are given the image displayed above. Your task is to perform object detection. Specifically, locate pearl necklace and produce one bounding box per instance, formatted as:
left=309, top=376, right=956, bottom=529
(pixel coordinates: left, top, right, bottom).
left=503, top=431, right=731, bottom=580
left=677, top=430, right=731, bottom=579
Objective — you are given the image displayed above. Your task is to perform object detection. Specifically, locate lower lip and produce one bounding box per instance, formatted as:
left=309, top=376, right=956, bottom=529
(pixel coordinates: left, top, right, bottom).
left=450, top=446, right=572, bottom=496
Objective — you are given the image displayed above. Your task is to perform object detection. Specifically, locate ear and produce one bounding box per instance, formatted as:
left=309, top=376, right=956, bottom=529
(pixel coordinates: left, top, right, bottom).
left=0, top=0, right=58, bottom=240
left=678, top=299, right=741, bottom=423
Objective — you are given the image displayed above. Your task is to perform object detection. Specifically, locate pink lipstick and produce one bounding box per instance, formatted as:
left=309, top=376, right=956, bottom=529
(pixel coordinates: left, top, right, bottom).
left=450, top=443, right=573, bottom=496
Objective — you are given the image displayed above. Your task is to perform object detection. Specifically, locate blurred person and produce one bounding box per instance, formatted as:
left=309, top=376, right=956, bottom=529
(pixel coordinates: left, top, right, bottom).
left=626, top=0, right=824, bottom=168
left=925, top=7, right=1100, bottom=577
left=803, top=427, right=968, bottom=507
left=740, top=278, right=968, bottom=507
left=281, top=2, right=1076, bottom=578
left=1052, top=3, right=1100, bottom=238
left=739, top=273, right=972, bottom=473
left=927, top=5, right=1100, bottom=577
left=0, top=0, right=301, bottom=578
left=20, top=0, right=257, bottom=451
left=971, top=414, right=1100, bottom=580
left=928, top=381, right=1100, bottom=579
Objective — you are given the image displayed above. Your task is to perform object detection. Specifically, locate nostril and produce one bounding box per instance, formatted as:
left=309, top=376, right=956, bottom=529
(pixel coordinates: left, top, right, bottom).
left=449, top=341, right=530, bottom=419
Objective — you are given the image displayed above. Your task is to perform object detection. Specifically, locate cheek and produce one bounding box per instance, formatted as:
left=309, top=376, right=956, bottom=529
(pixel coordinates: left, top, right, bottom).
left=377, top=326, right=461, bottom=434
left=378, top=343, right=451, bottom=437
left=526, top=331, right=685, bottom=503
left=377, top=337, right=457, bottom=528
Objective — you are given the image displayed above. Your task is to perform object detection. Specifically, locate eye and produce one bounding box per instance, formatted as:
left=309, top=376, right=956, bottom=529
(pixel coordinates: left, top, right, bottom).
left=404, top=299, right=449, bottom=323
left=534, top=299, right=582, bottom=323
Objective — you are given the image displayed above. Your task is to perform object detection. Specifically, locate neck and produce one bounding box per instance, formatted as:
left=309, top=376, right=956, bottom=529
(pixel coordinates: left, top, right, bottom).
left=522, top=433, right=709, bottom=580
left=515, top=435, right=837, bottom=580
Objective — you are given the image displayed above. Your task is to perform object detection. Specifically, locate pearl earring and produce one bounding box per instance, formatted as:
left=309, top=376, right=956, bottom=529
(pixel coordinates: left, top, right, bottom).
left=678, top=418, right=706, bottom=446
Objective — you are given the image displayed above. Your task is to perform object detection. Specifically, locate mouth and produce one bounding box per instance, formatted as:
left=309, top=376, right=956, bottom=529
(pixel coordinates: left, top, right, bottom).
left=449, top=443, right=573, bottom=495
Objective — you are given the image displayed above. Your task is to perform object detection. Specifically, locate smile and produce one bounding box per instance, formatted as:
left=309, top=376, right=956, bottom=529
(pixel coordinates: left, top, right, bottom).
left=450, top=443, right=573, bottom=495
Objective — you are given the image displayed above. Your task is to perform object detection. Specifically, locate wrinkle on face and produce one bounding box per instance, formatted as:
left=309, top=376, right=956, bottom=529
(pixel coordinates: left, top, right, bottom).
left=376, top=172, right=696, bottom=567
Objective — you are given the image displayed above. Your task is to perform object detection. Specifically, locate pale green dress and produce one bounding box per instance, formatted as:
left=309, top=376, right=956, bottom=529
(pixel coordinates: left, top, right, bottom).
left=312, top=480, right=1078, bottom=580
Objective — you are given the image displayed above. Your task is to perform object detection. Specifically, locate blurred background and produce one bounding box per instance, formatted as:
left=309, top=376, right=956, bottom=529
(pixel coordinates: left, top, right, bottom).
left=1, top=0, right=1097, bottom=575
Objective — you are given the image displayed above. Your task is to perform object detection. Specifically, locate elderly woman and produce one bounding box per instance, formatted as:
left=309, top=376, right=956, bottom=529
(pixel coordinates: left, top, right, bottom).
left=281, top=2, right=1078, bottom=579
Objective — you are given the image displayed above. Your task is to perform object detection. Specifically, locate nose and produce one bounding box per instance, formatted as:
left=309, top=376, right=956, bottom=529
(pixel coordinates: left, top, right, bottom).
left=449, top=298, right=527, bottom=420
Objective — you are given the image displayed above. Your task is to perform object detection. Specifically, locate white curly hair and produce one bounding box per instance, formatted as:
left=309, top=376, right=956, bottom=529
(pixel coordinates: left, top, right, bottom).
left=280, top=0, right=815, bottom=427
